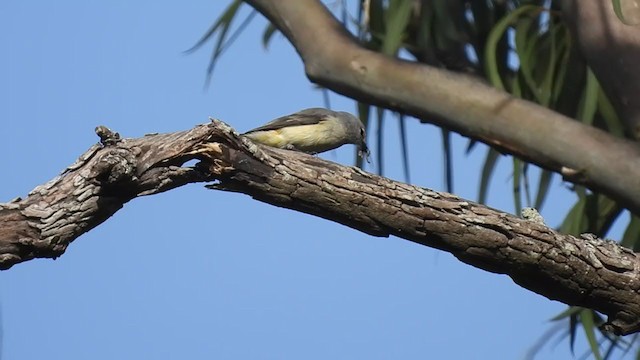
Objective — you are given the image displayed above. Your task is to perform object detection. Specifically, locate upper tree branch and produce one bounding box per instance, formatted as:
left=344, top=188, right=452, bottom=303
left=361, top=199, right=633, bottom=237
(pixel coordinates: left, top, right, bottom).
left=561, top=0, right=640, bottom=139
left=1, top=120, right=640, bottom=335
left=243, top=0, right=640, bottom=215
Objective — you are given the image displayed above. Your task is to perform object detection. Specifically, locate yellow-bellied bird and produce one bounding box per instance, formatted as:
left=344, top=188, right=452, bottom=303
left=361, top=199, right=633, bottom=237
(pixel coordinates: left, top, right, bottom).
left=243, top=108, right=369, bottom=158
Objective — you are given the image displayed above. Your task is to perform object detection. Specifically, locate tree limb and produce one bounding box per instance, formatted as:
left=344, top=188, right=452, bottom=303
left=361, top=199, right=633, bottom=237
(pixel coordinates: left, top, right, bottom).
left=242, top=0, right=640, bottom=215
left=2, top=120, right=640, bottom=335
left=0, top=125, right=216, bottom=268
left=561, top=0, right=640, bottom=139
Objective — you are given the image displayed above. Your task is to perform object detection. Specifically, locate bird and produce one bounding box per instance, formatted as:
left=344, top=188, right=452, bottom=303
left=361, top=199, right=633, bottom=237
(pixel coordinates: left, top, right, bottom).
left=242, top=108, right=369, bottom=158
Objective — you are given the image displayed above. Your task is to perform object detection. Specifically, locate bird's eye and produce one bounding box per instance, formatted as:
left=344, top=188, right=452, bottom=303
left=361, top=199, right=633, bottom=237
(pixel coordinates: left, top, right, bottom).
left=360, top=128, right=365, bottom=137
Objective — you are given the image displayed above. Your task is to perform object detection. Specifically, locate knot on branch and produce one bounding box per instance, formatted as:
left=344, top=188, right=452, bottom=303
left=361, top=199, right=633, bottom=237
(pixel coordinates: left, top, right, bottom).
left=95, top=125, right=121, bottom=146
left=94, top=150, right=137, bottom=186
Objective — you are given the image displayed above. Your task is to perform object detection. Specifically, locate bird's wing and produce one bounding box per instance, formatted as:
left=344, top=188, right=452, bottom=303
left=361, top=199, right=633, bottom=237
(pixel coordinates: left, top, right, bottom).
left=243, top=108, right=331, bottom=134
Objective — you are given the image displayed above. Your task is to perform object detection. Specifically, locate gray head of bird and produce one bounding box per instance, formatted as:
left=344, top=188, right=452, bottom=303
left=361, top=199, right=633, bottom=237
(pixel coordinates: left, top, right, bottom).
left=336, top=111, right=370, bottom=160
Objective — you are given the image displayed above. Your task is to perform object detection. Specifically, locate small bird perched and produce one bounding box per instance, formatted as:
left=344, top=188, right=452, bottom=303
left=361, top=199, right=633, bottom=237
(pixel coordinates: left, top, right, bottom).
left=243, top=108, right=369, bottom=158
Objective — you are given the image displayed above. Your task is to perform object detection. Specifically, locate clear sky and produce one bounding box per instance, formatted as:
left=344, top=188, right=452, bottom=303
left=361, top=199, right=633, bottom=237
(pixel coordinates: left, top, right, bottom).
left=0, top=1, right=622, bottom=359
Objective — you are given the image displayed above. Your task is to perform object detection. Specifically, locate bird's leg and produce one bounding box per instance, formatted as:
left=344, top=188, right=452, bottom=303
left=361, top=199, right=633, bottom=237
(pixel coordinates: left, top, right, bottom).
left=284, top=143, right=318, bottom=155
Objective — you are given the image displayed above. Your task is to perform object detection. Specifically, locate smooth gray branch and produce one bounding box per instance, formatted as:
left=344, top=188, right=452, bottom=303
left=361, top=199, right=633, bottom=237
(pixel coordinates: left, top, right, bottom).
left=243, top=0, right=640, bottom=215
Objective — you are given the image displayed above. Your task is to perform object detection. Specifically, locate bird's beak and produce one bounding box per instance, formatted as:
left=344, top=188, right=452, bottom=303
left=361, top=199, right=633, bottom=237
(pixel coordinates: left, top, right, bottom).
left=358, top=141, right=371, bottom=163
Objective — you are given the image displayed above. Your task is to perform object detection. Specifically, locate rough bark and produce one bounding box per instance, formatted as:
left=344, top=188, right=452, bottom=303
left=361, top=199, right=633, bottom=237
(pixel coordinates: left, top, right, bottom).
left=242, top=0, right=640, bottom=215
left=0, top=126, right=215, bottom=268
left=1, top=120, right=640, bottom=335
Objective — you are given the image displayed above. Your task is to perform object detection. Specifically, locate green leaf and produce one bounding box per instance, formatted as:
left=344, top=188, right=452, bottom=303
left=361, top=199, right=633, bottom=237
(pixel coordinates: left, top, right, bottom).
left=550, top=306, right=582, bottom=321
left=186, top=0, right=243, bottom=53
left=522, top=162, right=532, bottom=207
left=376, top=107, right=385, bottom=175
left=478, top=148, right=500, bottom=204
left=613, top=0, right=625, bottom=22
left=597, top=88, right=625, bottom=137
left=186, top=0, right=257, bottom=86
left=513, top=157, right=523, bottom=215
left=551, top=26, right=571, bottom=105
left=485, top=4, right=539, bottom=90
left=399, top=114, right=411, bottom=183
left=511, top=67, right=523, bottom=98
left=570, top=311, right=578, bottom=354
left=441, top=128, right=453, bottom=192
left=534, top=170, right=553, bottom=210
left=538, top=20, right=559, bottom=107
left=204, top=10, right=257, bottom=83
left=414, top=0, right=434, bottom=61
left=465, top=139, right=478, bottom=154
left=621, top=215, right=640, bottom=250
left=381, top=0, right=413, bottom=55
left=262, top=23, right=279, bottom=49
left=591, top=195, right=623, bottom=238
left=368, top=0, right=386, bottom=45
left=560, top=189, right=587, bottom=235
left=514, top=17, right=538, bottom=97
left=577, top=68, right=599, bottom=125
left=612, top=0, right=640, bottom=25
left=580, top=309, right=603, bottom=360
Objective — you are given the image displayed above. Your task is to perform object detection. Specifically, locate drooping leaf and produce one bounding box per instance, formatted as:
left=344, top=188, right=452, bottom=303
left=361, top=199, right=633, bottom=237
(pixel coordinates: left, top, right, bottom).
left=478, top=148, right=501, bottom=204
left=522, top=163, right=532, bottom=207
left=441, top=128, right=453, bottom=192
left=430, top=0, right=470, bottom=70
left=570, top=311, right=579, bottom=354
left=550, top=306, right=582, bottom=321
left=612, top=0, right=640, bottom=25
left=612, top=0, right=625, bottom=22
left=376, top=107, right=385, bottom=175
left=597, top=88, right=625, bottom=137
left=187, top=1, right=261, bottom=87
left=465, top=139, right=478, bottom=155
left=550, top=25, right=571, bottom=106
left=381, top=0, right=413, bottom=55
left=513, top=157, right=523, bottom=215
left=514, top=17, right=539, bottom=98
left=485, top=4, right=539, bottom=89
left=186, top=0, right=243, bottom=53
left=321, top=87, right=332, bottom=109
left=534, top=170, right=553, bottom=210
left=398, top=114, right=411, bottom=183
left=262, top=23, right=279, bottom=49
left=577, top=68, right=599, bottom=125
left=580, top=309, right=603, bottom=360
left=621, top=214, right=640, bottom=250
left=593, top=196, right=623, bottom=238
left=367, top=0, right=386, bottom=46
left=204, top=10, right=257, bottom=85
left=413, top=0, right=435, bottom=63
left=560, top=188, right=587, bottom=235
left=537, top=19, right=562, bottom=107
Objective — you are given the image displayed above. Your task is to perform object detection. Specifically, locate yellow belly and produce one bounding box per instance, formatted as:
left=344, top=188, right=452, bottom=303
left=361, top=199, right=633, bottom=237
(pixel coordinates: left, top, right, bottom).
left=245, top=124, right=346, bottom=153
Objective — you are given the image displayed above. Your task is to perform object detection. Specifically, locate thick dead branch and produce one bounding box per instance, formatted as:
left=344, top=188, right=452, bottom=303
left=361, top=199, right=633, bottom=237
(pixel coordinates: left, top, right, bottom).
left=1, top=120, right=640, bottom=335
left=0, top=125, right=217, bottom=269
left=243, top=0, right=640, bottom=215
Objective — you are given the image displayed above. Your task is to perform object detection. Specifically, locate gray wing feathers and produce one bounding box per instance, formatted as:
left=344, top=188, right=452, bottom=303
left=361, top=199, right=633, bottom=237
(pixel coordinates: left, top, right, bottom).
left=243, top=108, right=332, bottom=134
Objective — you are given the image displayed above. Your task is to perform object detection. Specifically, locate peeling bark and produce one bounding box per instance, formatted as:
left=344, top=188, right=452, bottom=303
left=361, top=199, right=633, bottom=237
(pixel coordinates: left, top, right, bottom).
left=1, top=120, right=639, bottom=335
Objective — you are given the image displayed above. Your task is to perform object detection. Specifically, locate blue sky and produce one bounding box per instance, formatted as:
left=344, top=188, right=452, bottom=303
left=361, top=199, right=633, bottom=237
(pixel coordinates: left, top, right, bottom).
left=0, top=1, right=619, bottom=359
